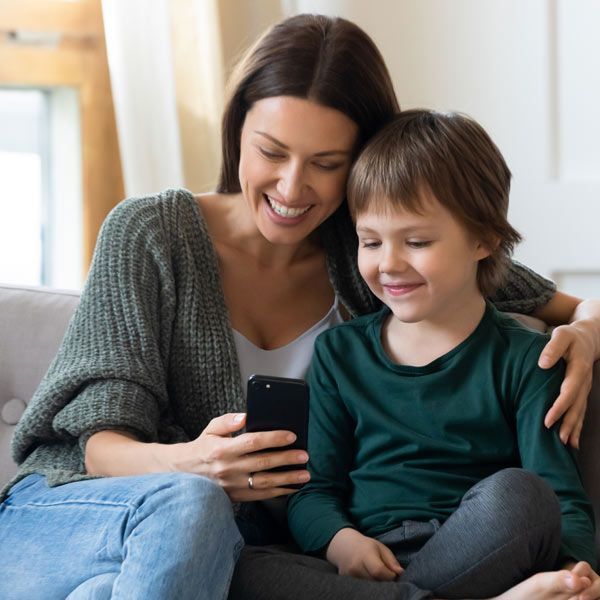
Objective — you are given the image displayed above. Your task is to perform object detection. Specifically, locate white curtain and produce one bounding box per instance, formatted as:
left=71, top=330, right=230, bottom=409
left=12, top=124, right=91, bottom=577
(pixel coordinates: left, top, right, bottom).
left=101, top=0, right=184, bottom=197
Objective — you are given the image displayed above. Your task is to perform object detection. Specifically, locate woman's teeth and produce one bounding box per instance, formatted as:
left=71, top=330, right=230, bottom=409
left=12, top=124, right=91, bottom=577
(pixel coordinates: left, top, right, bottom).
left=267, top=195, right=311, bottom=218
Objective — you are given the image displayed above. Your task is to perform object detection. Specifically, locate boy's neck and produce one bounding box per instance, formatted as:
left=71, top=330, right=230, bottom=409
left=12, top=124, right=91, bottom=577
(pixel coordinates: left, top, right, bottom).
left=382, top=293, right=487, bottom=367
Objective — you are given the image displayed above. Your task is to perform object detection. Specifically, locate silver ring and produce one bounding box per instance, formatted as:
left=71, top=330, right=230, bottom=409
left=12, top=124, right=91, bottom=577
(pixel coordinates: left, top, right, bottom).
left=248, top=474, right=254, bottom=490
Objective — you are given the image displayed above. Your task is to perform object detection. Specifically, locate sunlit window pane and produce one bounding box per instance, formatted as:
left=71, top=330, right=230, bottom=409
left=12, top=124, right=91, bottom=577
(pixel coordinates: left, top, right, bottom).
left=0, top=89, right=47, bottom=286
left=0, top=151, right=43, bottom=285
left=0, top=87, right=82, bottom=289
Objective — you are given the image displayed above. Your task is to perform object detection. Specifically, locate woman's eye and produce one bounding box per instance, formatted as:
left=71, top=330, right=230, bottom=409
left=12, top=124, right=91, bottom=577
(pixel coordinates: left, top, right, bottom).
left=407, top=240, right=432, bottom=249
left=259, top=147, right=284, bottom=160
left=360, top=241, right=381, bottom=249
left=314, top=162, right=342, bottom=171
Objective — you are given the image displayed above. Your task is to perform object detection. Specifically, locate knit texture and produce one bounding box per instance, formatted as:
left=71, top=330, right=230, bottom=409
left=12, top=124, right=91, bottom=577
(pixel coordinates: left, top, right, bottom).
left=3, top=189, right=556, bottom=500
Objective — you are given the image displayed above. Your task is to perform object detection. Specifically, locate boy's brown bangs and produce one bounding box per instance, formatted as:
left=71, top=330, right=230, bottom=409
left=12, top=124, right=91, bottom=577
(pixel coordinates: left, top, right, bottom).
left=348, top=146, right=430, bottom=218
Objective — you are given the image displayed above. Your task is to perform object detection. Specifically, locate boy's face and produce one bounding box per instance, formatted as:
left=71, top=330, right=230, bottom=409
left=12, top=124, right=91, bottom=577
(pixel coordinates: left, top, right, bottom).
left=356, top=192, right=490, bottom=325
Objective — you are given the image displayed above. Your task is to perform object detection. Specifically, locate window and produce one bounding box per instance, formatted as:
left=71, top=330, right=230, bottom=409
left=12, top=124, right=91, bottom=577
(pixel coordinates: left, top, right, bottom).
left=0, top=86, right=82, bottom=288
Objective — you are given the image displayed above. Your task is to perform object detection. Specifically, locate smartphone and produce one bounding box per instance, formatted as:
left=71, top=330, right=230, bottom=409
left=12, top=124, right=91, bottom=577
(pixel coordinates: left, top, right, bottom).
left=246, top=374, right=309, bottom=477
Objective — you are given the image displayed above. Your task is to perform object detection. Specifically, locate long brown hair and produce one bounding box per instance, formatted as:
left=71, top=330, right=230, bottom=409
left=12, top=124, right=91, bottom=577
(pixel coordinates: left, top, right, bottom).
left=217, top=13, right=399, bottom=193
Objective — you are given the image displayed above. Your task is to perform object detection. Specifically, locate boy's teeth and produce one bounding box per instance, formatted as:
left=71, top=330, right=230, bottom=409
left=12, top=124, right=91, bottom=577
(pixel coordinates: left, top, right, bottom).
left=267, top=196, right=310, bottom=218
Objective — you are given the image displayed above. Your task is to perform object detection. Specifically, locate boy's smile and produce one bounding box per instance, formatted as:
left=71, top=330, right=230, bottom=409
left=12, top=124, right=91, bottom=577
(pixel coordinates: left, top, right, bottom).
left=356, top=191, right=490, bottom=328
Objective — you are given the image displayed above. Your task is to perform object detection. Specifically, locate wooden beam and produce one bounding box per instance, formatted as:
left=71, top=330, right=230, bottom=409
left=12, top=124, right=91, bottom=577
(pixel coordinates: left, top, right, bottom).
left=0, top=0, right=102, bottom=36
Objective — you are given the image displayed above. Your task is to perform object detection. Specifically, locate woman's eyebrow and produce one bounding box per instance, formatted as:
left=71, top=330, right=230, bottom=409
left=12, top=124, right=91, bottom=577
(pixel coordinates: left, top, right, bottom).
left=254, top=131, right=352, bottom=156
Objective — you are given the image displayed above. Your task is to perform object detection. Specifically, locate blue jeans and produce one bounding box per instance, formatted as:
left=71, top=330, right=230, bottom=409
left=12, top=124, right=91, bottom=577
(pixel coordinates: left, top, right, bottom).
left=0, top=472, right=244, bottom=600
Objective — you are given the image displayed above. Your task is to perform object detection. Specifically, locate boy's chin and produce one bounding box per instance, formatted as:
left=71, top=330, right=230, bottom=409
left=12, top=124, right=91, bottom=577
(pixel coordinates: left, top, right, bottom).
left=388, top=306, right=425, bottom=324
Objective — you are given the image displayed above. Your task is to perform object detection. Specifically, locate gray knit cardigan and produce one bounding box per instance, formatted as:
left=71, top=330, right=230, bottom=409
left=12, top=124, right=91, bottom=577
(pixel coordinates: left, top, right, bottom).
left=2, top=189, right=556, bottom=501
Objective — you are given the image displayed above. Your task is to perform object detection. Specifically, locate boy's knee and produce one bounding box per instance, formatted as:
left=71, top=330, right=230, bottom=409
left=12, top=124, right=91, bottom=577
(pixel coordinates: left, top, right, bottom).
left=474, top=468, right=561, bottom=527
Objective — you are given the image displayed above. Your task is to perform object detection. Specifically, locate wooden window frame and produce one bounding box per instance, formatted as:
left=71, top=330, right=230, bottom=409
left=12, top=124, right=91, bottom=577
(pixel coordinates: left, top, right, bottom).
left=0, top=0, right=124, bottom=274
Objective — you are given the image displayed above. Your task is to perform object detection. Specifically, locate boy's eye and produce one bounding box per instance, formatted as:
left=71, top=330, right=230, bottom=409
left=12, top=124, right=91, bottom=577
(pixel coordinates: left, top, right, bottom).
left=407, top=240, right=432, bottom=249
left=360, top=241, right=381, bottom=249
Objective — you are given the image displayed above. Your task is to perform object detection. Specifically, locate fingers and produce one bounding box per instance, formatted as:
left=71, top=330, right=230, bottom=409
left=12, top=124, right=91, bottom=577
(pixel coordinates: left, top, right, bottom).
left=239, top=465, right=311, bottom=492
left=237, top=447, right=309, bottom=475
left=361, top=544, right=401, bottom=581
left=203, top=413, right=247, bottom=437
left=544, top=363, right=591, bottom=445
left=231, top=429, right=300, bottom=458
left=539, top=327, right=571, bottom=369
left=377, top=542, right=403, bottom=577
left=559, top=389, right=588, bottom=449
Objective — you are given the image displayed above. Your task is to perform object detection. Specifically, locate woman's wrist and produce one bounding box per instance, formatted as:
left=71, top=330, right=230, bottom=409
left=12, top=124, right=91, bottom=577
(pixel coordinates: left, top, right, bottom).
left=570, top=299, right=600, bottom=359
left=85, top=431, right=189, bottom=477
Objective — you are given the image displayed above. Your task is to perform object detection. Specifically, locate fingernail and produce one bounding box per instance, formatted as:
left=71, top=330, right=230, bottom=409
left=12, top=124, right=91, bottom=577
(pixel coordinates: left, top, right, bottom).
left=297, top=452, right=308, bottom=462
left=298, top=473, right=310, bottom=482
left=565, top=575, right=575, bottom=589
left=286, top=433, right=297, bottom=443
left=539, top=357, right=551, bottom=368
left=233, top=413, right=245, bottom=423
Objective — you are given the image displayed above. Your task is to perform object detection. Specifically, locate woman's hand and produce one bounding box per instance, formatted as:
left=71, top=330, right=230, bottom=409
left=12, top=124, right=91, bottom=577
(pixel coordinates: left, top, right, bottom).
left=326, top=528, right=403, bottom=581
left=167, top=413, right=310, bottom=502
left=534, top=295, right=600, bottom=449
left=539, top=321, right=596, bottom=448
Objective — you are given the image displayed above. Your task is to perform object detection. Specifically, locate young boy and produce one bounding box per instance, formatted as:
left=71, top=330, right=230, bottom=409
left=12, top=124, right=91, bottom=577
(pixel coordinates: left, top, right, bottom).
left=287, top=110, right=597, bottom=600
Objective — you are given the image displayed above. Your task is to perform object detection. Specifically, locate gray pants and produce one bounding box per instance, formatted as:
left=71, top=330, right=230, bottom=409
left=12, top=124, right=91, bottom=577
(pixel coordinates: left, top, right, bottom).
left=228, top=469, right=562, bottom=600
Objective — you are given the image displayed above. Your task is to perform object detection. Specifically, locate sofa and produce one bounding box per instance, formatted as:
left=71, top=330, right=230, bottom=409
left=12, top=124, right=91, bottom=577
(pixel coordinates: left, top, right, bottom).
left=1, top=282, right=600, bottom=562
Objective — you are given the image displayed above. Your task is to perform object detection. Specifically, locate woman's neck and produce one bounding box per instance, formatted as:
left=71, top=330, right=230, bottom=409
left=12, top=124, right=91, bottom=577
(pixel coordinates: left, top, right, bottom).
left=196, top=192, right=320, bottom=269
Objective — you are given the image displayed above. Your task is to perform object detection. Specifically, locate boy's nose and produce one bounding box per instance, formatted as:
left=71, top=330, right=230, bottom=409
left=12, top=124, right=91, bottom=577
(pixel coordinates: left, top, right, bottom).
left=379, top=249, right=408, bottom=274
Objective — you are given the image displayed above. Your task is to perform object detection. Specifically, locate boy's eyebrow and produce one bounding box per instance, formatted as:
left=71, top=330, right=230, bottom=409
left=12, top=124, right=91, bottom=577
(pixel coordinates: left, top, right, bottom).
left=254, top=131, right=352, bottom=156
left=356, top=224, right=435, bottom=234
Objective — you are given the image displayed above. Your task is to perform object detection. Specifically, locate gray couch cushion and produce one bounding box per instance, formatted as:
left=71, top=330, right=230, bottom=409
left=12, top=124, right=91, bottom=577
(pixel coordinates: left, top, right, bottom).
left=0, top=284, right=79, bottom=484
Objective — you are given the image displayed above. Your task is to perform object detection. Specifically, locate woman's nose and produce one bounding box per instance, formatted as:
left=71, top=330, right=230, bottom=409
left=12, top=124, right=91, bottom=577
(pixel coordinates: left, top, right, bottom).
left=276, top=163, right=305, bottom=203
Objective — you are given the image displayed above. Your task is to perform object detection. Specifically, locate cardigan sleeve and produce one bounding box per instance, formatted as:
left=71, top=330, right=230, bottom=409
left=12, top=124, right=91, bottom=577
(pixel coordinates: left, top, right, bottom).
left=12, top=194, right=180, bottom=464
left=489, top=260, right=557, bottom=314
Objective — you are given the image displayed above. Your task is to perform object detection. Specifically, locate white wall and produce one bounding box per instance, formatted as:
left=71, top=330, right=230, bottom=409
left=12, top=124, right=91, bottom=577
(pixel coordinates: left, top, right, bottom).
left=287, top=0, right=600, bottom=297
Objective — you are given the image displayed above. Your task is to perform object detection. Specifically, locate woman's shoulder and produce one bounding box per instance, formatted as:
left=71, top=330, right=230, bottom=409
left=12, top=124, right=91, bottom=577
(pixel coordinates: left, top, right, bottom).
left=97, top=188, right=207, bottom=247
left=105, top=188, right=196, bottom=224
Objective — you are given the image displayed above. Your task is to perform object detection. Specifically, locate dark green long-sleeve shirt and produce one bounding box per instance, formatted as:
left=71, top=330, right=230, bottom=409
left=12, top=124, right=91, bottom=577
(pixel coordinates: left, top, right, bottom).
left=287, top=303, right=595, bottom=567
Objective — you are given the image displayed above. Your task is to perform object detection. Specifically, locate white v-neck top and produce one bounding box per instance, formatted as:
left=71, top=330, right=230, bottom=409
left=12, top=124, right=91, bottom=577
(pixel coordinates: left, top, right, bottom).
left=233, top=296, right=344, bottom=396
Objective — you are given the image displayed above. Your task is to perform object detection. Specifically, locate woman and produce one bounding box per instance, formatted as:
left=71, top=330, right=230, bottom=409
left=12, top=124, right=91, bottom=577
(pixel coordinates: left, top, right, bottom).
left=0, top=13, right=598, bottom=600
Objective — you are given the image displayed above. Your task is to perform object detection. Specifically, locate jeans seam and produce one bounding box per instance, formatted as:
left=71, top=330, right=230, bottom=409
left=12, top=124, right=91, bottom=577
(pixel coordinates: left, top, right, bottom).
left=5, top=499, right=136, bottom=509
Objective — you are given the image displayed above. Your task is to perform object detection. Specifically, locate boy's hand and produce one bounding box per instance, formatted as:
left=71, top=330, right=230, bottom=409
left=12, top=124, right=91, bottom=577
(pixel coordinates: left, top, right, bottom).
left=326, top=528, right=403, bottom=581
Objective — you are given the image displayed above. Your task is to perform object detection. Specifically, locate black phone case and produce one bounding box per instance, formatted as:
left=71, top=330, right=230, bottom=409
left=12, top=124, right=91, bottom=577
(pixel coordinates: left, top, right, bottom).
left=246, top=374, right=309, bottom=475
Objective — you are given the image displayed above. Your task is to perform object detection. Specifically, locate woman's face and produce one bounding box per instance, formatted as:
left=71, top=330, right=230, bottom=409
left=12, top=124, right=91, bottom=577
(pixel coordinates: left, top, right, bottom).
left=238, top=96, right=359, bottom=246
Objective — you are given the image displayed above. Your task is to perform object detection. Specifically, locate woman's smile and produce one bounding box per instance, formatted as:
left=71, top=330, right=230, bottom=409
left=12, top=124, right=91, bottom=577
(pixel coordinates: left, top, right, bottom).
left=263, top=194, right=313, bottom=222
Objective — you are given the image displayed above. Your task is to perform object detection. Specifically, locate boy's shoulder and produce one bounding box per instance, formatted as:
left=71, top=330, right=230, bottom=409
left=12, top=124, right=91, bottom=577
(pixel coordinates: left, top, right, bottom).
left=486, top=304, right=553, bottom=366
left=315, top=307, right=384, bottom=349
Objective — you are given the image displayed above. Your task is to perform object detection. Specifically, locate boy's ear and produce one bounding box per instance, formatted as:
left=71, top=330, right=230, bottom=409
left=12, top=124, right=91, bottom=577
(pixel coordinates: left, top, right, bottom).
left=474, top=236, right=499, bottom=261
